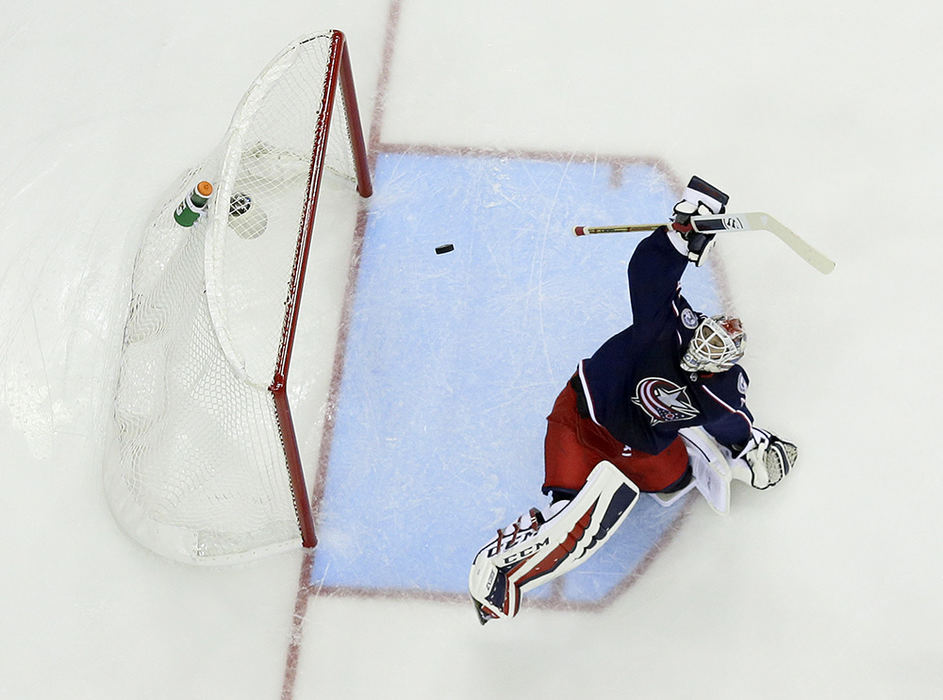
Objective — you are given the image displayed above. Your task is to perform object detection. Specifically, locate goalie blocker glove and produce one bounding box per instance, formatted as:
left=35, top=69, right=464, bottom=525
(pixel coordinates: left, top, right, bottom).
left=731, top=428, right=798, bottom=489
left=669, top=175, right=730, bottom=266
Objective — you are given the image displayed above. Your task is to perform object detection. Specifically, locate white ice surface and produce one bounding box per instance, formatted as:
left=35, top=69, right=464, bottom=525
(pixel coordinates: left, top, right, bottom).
left=2, top=1, right=942, bottom=698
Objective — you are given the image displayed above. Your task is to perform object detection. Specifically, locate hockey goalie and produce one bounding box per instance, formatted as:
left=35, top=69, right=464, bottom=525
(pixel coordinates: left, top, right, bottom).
left=469, top=176, right=799, bottom=624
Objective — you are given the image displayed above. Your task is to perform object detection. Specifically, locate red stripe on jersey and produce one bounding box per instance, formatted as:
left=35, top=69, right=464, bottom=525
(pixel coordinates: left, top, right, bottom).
left=700, top=385, right=752, bottom=430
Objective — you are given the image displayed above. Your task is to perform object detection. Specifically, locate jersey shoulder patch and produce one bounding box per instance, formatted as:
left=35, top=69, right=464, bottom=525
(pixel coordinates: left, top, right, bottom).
left=737, top=371, right=748, bottom=395
left=680, top=307, right=699, bottom=329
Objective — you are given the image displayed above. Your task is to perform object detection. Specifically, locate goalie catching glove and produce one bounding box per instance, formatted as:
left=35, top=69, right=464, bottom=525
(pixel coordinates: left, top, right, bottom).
left=731, top=428, right=798, bottom=489
left=669, top=175, right=730, bottom=266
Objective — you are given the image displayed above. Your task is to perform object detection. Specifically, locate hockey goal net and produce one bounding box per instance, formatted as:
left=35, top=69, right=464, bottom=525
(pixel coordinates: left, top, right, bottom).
left=104, top=31, right=371, bottom=564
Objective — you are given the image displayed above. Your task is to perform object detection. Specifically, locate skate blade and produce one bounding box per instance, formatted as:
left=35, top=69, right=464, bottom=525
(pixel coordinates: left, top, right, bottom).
left=472, top=598, right=498, bottom=625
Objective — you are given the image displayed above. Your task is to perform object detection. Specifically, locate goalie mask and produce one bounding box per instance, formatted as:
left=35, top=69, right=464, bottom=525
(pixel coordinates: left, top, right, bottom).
left=680, top=315, right=746, bottom=373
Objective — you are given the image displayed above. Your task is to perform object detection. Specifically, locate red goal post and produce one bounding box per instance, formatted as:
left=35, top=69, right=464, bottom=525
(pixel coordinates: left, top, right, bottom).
left=104, top=31, right=371, bottom=564
left=273, top=31, right=372, bottom=550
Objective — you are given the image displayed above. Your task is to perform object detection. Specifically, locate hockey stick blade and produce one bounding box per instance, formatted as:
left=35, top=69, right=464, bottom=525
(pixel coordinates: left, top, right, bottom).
left=691, top=212, right=835, bottom=274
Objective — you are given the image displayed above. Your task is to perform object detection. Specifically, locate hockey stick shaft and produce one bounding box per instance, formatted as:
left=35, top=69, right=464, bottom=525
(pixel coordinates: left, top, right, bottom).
left=573, top=223, right=661, bottom=235
left=573, top=212, right=835, bottom=274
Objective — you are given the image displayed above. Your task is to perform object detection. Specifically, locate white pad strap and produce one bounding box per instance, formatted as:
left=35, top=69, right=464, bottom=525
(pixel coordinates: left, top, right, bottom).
left=469, top=461, right=640, bottom=621
left=648, top=476, right=697, bottom=508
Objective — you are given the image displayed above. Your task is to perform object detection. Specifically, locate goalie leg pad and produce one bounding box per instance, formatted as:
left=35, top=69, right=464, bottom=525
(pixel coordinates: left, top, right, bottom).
left=468, top=461, right=640, bottom=624
left=679, top=427, right=733, bottom=515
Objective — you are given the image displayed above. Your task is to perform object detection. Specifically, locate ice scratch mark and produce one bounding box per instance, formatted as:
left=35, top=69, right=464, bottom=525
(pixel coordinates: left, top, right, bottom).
left=536, top=154, right=575, bottom=380
left=30, top=301, right=55, bottom=433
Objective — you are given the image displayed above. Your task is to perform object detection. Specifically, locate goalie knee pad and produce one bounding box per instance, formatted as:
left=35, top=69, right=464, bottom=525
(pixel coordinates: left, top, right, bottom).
left=468, top=461, right=640, bottom=624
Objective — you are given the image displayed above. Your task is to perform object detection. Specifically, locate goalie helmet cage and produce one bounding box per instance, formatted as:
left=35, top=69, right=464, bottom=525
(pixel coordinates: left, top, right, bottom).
left=104, top=30, right=371, bottom=564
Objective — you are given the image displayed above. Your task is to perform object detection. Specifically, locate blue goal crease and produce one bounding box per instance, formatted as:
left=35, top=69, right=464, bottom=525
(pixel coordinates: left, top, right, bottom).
left=309, top=150, right=722, bottom=604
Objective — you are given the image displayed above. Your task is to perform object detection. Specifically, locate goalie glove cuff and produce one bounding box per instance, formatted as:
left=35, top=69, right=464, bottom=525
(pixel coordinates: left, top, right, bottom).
left=667, top=218, right=717, bottom=266
left=683, top=231, right=716, bottom=266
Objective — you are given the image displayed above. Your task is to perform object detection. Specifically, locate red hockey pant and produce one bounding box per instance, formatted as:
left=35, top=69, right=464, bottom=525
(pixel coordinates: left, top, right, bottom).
left=543, top=379, right=688, bottom=494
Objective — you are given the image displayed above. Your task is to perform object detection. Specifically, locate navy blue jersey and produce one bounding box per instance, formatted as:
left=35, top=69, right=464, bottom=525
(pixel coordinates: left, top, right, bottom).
left=576, top=228, right=753, bottom=455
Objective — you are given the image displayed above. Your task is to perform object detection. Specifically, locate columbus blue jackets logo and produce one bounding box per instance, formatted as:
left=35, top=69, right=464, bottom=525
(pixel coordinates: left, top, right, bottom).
left=632, top=377, right=699, bottom=425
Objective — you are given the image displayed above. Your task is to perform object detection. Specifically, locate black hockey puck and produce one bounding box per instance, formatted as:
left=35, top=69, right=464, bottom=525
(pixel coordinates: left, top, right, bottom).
left=435, top=244, right=454, bottom=255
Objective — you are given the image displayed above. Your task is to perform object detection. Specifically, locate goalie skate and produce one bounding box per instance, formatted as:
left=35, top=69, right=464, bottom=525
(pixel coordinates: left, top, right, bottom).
left=468, top=461, right=640, bottom=624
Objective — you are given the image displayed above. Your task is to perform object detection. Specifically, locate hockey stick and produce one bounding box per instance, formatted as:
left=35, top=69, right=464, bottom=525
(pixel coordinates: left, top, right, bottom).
left=573, top=223, right=661, bottom=235
left=573, top=212, right=835, bottom=274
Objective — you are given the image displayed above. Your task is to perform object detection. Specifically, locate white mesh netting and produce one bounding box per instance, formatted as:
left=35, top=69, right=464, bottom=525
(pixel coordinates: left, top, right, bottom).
left=104, top=32, right=363, bottom=563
